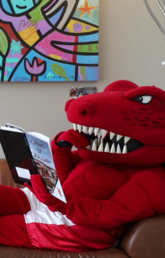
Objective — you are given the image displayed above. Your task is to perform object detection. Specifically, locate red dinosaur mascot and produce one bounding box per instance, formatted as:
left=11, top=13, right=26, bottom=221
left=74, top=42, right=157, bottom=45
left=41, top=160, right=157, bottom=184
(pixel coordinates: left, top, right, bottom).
left=0, top=80, right=165, bottom=251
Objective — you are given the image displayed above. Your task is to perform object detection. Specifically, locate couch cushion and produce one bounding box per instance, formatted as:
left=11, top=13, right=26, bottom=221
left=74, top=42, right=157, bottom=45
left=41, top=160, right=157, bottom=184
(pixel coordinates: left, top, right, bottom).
left=0, top=246, right=129, bottom=258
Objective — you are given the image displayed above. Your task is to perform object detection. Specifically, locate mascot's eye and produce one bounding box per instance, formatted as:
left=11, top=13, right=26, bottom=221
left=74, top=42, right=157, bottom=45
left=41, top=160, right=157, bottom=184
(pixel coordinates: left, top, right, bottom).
left=134, top=95, right=153, bottom=104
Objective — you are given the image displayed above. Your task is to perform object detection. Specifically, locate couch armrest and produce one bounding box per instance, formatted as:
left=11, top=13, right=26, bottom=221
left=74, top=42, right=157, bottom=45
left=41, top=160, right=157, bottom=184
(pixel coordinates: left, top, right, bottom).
left=0, top=159, right=23, bottom=188
left=120, top=215, right=165, bottom=258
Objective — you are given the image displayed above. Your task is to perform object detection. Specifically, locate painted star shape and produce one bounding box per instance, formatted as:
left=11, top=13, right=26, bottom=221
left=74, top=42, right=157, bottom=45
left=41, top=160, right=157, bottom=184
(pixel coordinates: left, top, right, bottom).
left=78, top=0, right=97, bottom=18
left=10, top=39, right=23, bottom=55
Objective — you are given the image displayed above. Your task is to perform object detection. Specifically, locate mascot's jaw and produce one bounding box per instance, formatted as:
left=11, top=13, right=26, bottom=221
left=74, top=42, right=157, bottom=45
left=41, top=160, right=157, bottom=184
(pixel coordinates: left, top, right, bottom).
left=73, top=123, right=144, bottom=154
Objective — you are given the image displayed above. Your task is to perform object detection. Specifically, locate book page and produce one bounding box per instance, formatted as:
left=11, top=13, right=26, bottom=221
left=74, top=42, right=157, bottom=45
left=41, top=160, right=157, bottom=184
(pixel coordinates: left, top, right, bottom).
left=26, top=133, right=66, bottom=202
left=6, top=123, right=25, bottom=132
left=27, top=132, right=52, bottom=155
left=0, top=126, right=23, bottom=133
left=16, top=167, right=31, bottom=180
left=52, top=180, right=67, bottom=203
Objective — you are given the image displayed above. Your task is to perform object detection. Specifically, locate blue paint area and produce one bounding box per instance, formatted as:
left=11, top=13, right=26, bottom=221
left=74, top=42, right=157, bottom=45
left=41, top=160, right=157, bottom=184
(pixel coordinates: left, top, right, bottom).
left=48, top=7, right=64, bottom=26
left=79, top=33, right=99, bottom=43
left=1, top=0, right=12, bottom=14
left=78, top=66, right=99, bottom=81
left=0, top=56, right=3, bottom=67
left=8, top=0, right=37, bottom=14
left=77, top=55, right=98, bottom=65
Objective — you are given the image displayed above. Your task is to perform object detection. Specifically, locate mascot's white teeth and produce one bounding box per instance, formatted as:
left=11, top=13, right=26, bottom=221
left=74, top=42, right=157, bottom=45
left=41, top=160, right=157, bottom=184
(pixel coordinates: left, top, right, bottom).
left=87, top=140, right=128, bottom=154
left=73, top=123, right=131, bottom=154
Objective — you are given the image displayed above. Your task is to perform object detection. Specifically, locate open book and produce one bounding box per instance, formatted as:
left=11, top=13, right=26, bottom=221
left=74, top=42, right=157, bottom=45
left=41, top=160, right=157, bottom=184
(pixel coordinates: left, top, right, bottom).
left=0, top=123, right=66, bottom=203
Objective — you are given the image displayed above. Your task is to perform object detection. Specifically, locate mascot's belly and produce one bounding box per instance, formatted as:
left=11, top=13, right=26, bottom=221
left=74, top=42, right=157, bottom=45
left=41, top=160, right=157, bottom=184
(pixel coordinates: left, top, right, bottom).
left=62, top=160, right=128, bottom=200
left=62, top=160, right=165, bottom=201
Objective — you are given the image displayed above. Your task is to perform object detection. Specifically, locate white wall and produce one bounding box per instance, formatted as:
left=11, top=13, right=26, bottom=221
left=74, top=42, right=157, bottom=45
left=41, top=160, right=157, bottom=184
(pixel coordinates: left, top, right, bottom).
left=0, top=0, right=165, bottom=157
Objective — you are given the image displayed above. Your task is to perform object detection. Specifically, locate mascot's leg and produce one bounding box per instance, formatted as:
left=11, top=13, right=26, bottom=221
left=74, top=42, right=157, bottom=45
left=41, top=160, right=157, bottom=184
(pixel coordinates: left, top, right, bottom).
left=0, top=185, right=31, bottom=215
left=0, top=186, right=34, bottom=247
left=0, top=214, right=34, bottom=247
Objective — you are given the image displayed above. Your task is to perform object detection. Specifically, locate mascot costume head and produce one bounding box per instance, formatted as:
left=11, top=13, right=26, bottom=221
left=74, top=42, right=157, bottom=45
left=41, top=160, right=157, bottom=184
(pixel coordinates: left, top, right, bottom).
left=65, top=80, right=165, bottom=167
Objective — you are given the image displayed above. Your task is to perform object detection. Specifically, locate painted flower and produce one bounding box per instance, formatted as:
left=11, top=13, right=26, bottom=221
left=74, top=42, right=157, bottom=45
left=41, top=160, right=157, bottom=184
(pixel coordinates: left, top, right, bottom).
left=25, top=57, right=46, bottom=81
left=25, top=57, right=46, bottom=75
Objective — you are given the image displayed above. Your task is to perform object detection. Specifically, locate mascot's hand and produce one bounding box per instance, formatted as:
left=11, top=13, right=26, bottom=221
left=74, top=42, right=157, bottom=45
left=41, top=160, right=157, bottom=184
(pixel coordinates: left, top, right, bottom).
left=56, top=129, right=89, bottom=149
left=24, top=175, right=66, bottom=212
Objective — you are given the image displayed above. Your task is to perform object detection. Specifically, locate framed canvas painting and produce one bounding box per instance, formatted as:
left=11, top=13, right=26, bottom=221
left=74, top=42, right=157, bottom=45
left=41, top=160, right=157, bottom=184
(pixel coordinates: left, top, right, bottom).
left=0, top=0, right=99, bottom=82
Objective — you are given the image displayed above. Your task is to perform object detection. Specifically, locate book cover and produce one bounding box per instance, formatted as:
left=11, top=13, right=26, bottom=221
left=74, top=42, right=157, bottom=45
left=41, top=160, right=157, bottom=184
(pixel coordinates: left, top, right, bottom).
left=0, top=127, right=37, bottom=185
left=0, top=124, right=66, bottom=203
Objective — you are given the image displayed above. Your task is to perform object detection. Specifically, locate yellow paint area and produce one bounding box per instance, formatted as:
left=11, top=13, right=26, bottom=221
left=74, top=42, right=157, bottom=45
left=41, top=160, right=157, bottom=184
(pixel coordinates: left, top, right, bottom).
left=66, top=19, right=98, bottom=33
left=18, top=29, right=39, bottom=46
left=50, top=54, right=62, bottom=60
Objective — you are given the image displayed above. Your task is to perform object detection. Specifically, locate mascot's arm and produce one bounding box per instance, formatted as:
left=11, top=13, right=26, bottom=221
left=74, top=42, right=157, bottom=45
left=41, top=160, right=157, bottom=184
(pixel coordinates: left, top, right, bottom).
left=66, top=171, right=165, bottom=229
left=25, top=130, right=88, bottom=212
left=51, top=129, right=89, bottom=183
left=25, top=174, right=67, bottom=212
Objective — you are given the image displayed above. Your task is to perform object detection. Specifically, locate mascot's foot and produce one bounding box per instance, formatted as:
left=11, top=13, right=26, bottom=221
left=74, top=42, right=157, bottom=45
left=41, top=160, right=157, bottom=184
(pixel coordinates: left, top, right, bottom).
left=0, top=214, right=34, bottom=247
left=0, top=185, right=31, bottom=215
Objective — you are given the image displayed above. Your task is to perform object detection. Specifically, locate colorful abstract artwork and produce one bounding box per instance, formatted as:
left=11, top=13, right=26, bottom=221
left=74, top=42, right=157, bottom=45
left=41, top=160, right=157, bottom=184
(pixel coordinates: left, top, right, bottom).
left=0, top=0, right=99, bottom=82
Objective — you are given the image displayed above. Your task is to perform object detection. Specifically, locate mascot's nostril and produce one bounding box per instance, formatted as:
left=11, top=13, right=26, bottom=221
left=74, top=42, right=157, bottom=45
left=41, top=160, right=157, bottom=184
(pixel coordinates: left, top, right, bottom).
left=77, top=103, right=97, bottom=116
left=81, top=109, right=88, bottom=115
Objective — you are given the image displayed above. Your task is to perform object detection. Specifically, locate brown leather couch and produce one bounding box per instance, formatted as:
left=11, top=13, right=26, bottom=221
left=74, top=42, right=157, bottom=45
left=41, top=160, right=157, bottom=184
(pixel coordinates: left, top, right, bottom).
left=0, top=159, right=165, bottom=258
